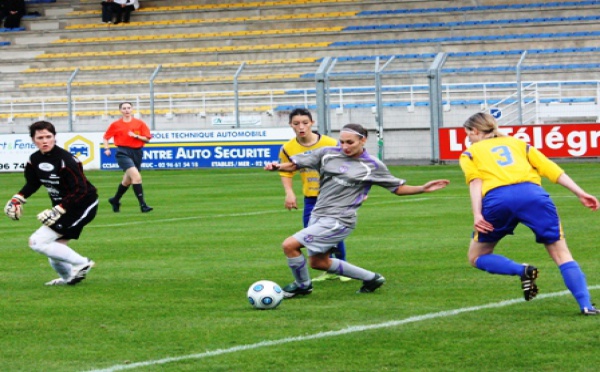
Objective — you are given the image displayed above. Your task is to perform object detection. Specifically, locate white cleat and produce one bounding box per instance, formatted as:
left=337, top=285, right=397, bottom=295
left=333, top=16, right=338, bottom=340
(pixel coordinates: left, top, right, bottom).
left=45, top=278, right=68, bottom=286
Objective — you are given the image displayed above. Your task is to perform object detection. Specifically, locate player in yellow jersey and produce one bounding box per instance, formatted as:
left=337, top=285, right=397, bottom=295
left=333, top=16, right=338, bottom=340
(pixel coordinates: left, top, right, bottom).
left=278, top=108, right=351, bottom=282
left=460, top=112, right=599, bottom=315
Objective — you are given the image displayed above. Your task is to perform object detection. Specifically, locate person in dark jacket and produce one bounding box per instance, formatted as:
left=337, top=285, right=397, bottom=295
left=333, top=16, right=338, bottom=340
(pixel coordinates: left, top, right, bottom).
left=1, top=0, right=26, bottom=29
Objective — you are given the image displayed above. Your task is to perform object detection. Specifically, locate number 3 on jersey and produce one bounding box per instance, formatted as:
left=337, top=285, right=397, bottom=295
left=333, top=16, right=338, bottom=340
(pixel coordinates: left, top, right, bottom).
left=491, top=145, right=514, bottom=166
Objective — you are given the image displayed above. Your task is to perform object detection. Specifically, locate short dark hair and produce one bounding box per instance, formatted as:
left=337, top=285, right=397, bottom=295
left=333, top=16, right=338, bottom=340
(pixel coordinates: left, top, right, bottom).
left=288, top=108, right=313, bottom=123
left=29, top=121, right=56, bottom=138
left=341, top=123, right=368, bottom=138
left=119, top=102, right=133, bottom=109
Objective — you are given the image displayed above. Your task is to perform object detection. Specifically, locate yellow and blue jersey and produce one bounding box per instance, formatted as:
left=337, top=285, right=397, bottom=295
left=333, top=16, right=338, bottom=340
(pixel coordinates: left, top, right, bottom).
left=459, top=136, right=564, bottom=196
left=278, top=133, right=338, bottom=197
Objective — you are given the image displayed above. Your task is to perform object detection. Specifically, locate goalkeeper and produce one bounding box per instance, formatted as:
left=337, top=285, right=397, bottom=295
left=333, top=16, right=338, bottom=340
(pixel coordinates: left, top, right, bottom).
left=4, top=121, right=97, bottom=286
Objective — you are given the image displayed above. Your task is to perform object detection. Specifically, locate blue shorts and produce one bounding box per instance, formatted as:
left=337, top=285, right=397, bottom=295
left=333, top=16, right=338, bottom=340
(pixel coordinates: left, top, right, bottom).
left=303, top=196, right=317, bottom=228
left=474, top=182, right=563, bottom=244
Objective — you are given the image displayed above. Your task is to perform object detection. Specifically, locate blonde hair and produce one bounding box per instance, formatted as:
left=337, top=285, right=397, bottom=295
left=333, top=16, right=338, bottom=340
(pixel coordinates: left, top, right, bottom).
left=463, top=112, right=505, bottom=137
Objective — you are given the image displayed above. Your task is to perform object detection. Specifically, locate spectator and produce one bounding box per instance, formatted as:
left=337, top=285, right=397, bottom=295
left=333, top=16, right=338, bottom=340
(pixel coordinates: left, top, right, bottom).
left=1, top=0, right=26, bottom=29
left=101, top=0, right=118, bottom=24
left=0, top=1, right=4, bottom=26
left=113, top=0, right=139, bottom=24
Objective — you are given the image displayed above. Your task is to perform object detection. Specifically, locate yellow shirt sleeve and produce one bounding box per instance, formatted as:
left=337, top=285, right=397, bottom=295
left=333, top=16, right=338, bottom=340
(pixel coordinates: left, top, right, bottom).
left=278, top=143, right=296, bottom=179
left=526, top=146, right=564, bottom=183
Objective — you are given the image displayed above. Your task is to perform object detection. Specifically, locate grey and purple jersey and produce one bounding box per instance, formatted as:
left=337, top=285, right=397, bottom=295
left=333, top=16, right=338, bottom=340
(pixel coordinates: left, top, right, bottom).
left=291, top=147, right=405, bottom=228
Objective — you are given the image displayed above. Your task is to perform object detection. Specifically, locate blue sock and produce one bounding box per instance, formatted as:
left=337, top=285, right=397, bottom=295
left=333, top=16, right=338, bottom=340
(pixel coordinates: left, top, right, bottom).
left=560, top=261, right=593, bottom=310
left=475, top=254, right=524, bottom=276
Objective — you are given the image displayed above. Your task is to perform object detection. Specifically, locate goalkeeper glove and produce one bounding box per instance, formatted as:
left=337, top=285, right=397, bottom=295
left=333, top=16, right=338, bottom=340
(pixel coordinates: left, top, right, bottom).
left=4, top=194, right=26, bottom=221
left=37, top=205, right=66, bottom=227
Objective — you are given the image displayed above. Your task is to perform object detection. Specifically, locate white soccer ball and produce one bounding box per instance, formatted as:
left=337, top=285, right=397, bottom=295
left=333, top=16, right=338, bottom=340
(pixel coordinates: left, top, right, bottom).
left=247, top=280, right=284, bottom=310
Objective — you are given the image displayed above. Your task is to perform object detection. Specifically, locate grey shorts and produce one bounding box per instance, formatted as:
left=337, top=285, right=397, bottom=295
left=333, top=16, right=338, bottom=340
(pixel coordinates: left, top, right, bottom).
left=116, top=147, right=143, bottom=171
left=292, top=216, right=353, bottom=256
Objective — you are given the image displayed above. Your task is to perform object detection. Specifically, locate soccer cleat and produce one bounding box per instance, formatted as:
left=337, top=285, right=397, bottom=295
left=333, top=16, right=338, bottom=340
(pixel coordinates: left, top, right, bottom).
left=45, top=278, right=67, bottom=286
left=108, top=197, right=121, bottom=213
left=312, top=272, right=339, bottom=282
left=520, top=264, right=539, bottom=301
left=581, top=306, right=600, bottom=316
left=67, top=259, right=95, bottom=285
left=140, top=204, right=153, bottom=213
left=357, top=273, right=386, bottom=293
left=339, top=275, right=353, bottom=282
left=282, top=282, right=313, bottom=298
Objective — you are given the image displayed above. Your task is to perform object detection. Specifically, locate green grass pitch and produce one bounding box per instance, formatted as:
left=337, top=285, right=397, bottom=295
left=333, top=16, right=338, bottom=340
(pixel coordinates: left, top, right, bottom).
left=0, top=163, right=599, bottom=371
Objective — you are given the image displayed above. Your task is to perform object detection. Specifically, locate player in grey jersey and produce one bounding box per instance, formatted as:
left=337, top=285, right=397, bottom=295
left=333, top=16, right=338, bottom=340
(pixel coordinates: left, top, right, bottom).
left=265, top=123, right=450, bottom=297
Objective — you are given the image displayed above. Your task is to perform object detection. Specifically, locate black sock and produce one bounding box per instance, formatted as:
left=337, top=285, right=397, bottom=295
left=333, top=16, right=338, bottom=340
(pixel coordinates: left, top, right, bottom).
left=114, top=184, right=129, bottom=201
left=132, top=184, right=146, bottom=206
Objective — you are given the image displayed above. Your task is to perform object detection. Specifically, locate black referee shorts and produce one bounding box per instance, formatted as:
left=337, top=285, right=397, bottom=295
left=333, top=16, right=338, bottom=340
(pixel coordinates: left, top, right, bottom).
left=116, top=147, right=143, bottom=171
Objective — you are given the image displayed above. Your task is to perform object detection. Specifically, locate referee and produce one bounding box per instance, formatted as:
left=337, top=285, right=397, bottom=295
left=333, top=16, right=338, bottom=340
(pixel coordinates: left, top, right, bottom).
left=103, top=102, right=153, bottom=213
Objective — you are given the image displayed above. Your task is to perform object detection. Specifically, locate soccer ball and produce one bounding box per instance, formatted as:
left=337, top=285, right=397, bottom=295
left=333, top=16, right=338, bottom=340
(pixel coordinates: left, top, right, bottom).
left=247, top=280, right=284, bottom=310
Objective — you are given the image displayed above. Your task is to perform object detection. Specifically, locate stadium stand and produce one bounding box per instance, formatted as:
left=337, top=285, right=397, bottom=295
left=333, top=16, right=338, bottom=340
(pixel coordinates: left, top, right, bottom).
left=1, top=0, right=600, bottom=131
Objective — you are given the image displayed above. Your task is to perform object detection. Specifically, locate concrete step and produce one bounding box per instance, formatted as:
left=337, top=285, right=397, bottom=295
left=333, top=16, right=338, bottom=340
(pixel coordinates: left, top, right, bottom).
left=0, top=64, right=30, bottom=73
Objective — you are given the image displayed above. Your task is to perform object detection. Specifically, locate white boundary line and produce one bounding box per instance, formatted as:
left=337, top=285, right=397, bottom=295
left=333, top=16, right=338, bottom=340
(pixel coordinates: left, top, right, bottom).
left=86, top=285, right=600, bottom=372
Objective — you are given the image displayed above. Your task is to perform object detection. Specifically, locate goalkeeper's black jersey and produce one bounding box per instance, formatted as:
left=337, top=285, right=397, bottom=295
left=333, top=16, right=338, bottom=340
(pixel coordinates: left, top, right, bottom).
left=19, top=145, right=98, bottom=211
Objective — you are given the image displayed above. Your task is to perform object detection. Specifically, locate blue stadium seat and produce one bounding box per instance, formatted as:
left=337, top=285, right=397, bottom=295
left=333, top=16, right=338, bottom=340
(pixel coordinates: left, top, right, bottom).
left=0, top=27, right=25, bottom=32
left=357, top=1, right=600, bottom=17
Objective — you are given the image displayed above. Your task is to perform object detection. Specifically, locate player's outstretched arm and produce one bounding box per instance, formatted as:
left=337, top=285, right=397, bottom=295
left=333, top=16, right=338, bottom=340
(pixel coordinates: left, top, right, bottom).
left=556, top=173, right=600, bottom=211
left=264, top=161, right=298, bottom=172
left=394, top=179, right=450, bottom=196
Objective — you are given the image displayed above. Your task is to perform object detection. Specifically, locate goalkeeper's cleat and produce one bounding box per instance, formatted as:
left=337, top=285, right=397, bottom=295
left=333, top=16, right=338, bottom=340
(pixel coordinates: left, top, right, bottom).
left=312, top=272, right=339, bottom=282
left=282, top=282, right=313, bottom=298
left=357, top=273, right=386, bottom=293
left=581, top=306, right=600, bottom=316
left=140, top=204, right=153, bottom=213
left=45, top=278, right=67, bottom=286
left=67, top=259, right=95, bottom=285
left=339, top=275, right=353, bottom=282
left=520, top=264, right=539, bottom=301
left=108, top=197, right=120, bottom=213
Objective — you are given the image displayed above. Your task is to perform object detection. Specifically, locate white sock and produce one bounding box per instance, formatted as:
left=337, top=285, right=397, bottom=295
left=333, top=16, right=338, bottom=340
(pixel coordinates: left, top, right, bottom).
left=48, top=258, right=72, bottom=280
left=44, top=242, right=87, bottom=266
